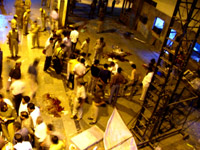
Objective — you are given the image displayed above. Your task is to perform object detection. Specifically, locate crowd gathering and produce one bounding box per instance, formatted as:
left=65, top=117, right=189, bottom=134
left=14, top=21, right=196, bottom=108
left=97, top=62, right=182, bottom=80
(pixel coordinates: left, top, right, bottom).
left=0, top=0, right=158, bottom=149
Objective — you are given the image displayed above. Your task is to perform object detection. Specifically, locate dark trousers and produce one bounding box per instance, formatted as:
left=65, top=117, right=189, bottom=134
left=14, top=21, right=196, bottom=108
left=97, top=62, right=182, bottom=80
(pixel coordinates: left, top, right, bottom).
left=13, top=94, right=22, bottom=115
left=71, top=42, right=77, bottom=52
left=67, top=73, right=74, bottom=89
left=44, top=56, right=52, bottom=71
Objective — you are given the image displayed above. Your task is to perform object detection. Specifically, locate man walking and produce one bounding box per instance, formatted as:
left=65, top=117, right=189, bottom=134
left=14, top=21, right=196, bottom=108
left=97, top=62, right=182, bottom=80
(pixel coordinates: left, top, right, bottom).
left=93, top=37, right=105, bottom=63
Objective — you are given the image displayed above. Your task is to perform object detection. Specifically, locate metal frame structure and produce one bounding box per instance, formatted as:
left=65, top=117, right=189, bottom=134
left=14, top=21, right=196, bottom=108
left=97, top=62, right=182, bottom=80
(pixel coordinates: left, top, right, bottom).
left=130, top=0, right=200, bottom=148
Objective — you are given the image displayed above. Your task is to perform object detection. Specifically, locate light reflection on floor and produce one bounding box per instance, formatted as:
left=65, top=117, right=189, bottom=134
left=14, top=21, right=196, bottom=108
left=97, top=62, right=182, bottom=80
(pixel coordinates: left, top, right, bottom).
left=0, top=14, right=12, bottom=44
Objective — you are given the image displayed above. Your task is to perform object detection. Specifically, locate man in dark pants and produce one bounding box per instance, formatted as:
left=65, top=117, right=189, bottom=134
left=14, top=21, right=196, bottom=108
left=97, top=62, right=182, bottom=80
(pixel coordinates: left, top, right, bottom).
left=44, top=38, right=54, bottom=72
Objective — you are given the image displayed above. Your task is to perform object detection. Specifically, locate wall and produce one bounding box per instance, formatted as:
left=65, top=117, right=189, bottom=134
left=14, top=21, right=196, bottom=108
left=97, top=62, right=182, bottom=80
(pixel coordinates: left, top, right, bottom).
left=136, top=1, right=171, bottom=50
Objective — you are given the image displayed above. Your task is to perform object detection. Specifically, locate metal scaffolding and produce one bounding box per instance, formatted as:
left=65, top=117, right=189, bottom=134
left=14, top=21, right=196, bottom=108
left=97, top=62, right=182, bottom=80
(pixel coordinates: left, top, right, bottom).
left=130, top=0, right=200, bottom=148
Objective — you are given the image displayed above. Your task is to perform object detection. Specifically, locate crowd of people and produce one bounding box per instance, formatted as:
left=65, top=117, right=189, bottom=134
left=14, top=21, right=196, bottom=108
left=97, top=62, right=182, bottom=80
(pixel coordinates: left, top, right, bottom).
left=0, top=0, right=159, bottom=149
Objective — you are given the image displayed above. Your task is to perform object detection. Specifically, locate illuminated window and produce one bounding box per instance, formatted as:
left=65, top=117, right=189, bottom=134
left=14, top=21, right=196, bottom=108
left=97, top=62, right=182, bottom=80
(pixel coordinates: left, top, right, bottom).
left=152, top=17, right=165, bottom=35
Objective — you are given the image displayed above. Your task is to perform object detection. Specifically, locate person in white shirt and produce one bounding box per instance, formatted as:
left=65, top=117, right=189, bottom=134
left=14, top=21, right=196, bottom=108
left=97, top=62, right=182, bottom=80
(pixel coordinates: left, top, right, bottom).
left=63, top=31, right=72, bottom=58
left=14, top=133, right=32, bottom=150
left=0, top=94, right=14, bottom=108
left=139, top=68, right=154, bottom=101
left=27, top=103, right=41, bottom=128
left=109, top=61, right=118, bottom=75
left=73, top=58, right=86, bottom=93
left=71, top=78, right=86, bottom=120
left=70, top=27, right=79, bottom=52
left=18, top=96, right=30, bottom=116
left=34, top=116, right=47, bottom=149
left=10, top=79, right=25, bottom=115
left=43, top=38, right=54, bottom=72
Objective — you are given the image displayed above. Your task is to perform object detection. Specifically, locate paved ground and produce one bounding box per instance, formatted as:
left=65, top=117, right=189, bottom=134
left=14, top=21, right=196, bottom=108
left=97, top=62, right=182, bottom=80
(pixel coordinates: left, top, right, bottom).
left=0, top=0, right=200, bottom=150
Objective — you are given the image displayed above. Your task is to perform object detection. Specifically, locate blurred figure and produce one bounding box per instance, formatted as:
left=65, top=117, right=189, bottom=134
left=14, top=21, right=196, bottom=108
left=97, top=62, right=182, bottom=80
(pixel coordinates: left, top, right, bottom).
left=0, top=47, right=2, bottom=78
left=93, top=37, right=105, bottom=62
left=28, top=59, right=39, bottom=98
left=10, top=79, right=26, bottom=115
left=40, top=8, right=47, bottom=31
left=97, top=3, right=105, bottom=33
left=71, top=78, right=86, bottom=121
left=63, top=31, right=72, bottom=58
left=41, top=0, right=47, bottom=6
left=31, top=21, right=40, bottom=49
left=18, top=1, right=26, bottom=29
left=23, top=9, right=31, bottom=35
left=7, top=28, right=19, bottom=58
left=18, top=96, right=30, bottom=115
left=49, top=136, right=65, bottom=150
left=24, top=0, right=31, bottom=10
left=89, top=0, right=97, bottom=19
left=50, top=8, right=59, bottom=30
left=81, top=38, right=90, bottom=58
left=13, top=133, right=32, bottom=150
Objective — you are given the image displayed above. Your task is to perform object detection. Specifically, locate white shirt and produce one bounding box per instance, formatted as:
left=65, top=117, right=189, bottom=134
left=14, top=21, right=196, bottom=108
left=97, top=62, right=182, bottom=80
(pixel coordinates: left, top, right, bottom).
left=50, top=10, right=59, bottom=20
left=70, top=30, right=79, bottom=43
left=14, top=141, right=32, bottom=150
left=3, top=98, right=14, bottom=108
left=142, top=72, right=154, bottom=87
left=19, top=101, right=28, bottom=115
left=10, top=80, right=25, bottom=95
left=73, top=63, right=86, bottom=78
left=77, top=85, right=86, bottom=99
left=81, top=40, right=89, bottom=53
left=35, top=122, right=47, bottom=142
left=109, top=63, right=119, bottom=75
left=45, top=41, right=54, bottom=56
left=30, top=106, right=40, bottom=127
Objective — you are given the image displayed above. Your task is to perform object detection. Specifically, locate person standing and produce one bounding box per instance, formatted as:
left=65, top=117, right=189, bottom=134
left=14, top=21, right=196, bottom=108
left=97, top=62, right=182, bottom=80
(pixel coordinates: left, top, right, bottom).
left=0, top=102, right=17, bottom=142
left=7, top=28, right=19, bottom=58
left=11, top=15, right=18, bottom=30
left=88, top=59, right=100, bottom=94
left=139, top=68, right=154, bottom=101
left=52, top=44, right=65, bottom=74
left=31, top=21, right=40, bottom=49
left=24, top=0, right=31, bottom=10
left=23, top=9, right=31, bottom=35
left=108, top=67, right=126, bottom=106
left=40, top=8, right=47, bottom=31
left=71, top=79, right=86, bottom=121
left=70, top=27, right=79, bottom=52
left=27, top=103, right=41, bottom=128
left=18, top=96, right=30, bottom=115
left=63, top=31, right=72, bottom=58
left=81, top=38, right=90, bottom=58
left=93, top=37, right=105, bottom=62
left=73, top=58, right=86, bottom=93
left=123, top=64, right=140, bottom=98
left=88, top=83, right=105, bottom=125
left=67, top=54, right=79, bottom=89
left=0, top=47, right=2, bottom=78
left=43, top=38, right=54, bottom=72
left=98, top=63, right=111, bottom=97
